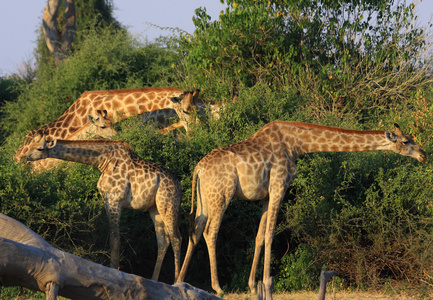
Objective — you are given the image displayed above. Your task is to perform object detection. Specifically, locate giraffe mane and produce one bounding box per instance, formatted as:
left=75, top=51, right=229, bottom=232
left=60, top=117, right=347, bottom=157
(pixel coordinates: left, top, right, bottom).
left=282, top=121, right=385, bottom=135
left=56, top=139, right=135, bottom=151
left=80, top=87, right=183, bottom=97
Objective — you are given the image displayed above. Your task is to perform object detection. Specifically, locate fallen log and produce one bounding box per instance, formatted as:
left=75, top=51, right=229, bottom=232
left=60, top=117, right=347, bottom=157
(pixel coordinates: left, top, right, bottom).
left=0, top=213, right=221, bottom=300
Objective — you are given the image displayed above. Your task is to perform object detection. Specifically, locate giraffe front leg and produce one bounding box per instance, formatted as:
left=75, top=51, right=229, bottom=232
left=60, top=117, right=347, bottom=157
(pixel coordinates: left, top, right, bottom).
left=262, top=175, right=292, bottom=300
left=104, top=200, right=122, bottom=269
left=249, top=199, right=269, bottom=294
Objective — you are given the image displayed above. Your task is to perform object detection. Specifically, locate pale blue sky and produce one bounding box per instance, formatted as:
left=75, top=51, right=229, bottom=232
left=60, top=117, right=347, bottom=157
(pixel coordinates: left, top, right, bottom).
left=0, top=0, right=226, bottom=75
left=0, top=1, right=431, bottom=76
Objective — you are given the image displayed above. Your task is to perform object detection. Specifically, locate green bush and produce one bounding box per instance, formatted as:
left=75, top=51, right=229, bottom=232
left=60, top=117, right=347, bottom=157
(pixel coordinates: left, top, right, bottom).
left=277, top=152, right=433, bottom=289
left=275, top=244, right=319, bottom=292
left=1, top=0, right=433, bottom=297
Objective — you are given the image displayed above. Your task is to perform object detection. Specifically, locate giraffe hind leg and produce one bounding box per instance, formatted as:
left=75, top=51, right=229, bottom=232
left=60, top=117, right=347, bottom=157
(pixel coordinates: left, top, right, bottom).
left=176, top=212, right=207, bottom=283
left=157, top=204, right=182, bottom=282
left=148, top=206, right=170, bottom=281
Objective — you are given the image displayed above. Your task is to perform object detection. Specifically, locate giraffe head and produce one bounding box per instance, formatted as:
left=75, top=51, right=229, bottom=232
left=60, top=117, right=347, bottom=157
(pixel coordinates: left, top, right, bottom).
left=14, top=131, right=46, bottom=164
left=84, top=109, right=117, bottom=139
left=24, top=135, right=56, bottom=162
left=170, top=90, right=199, bottom=125
left=385, top=123, right=426, bottom=162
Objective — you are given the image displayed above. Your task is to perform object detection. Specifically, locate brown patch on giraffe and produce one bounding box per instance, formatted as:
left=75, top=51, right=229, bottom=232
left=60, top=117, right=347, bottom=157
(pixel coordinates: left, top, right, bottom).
left=298, top=132, right=312, bottom=143
left=147, top=92, right=157, bottom=101
left=309, top=143, right=319, bottom=152
left=125, top=105, right=140, bottom=116
left=92, top=97, right=104, bottom=108
left=325, top=131, right=339, bottom=140
left=317, top=137, right=327, bottom=144
left=124, top=95, right=135, bottom=106
left=341, top=145, right=351, bottom=152
left=355, top=136, right=366, bottom=144
left=352, top=145, right=361, bottom=152
left=80, top=98, right=91, bottom=107
left=103, top=102, right=112, bottom=110
left=329, top=144, right=340, bottom=152
left=269, top=131, right=281, bottom=143
left=111, top=100, right=123, bottom=110
left=57, top=128, right=68, bottom=139
left=76, top=107, right=87, bottom=118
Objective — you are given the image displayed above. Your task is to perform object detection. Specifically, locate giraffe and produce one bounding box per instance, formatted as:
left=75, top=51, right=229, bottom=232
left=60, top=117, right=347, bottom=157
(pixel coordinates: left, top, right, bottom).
left=175, top=121, right=426, bottom=298
left=147, top=89, right=200, bottom=136
left=14, top=87, right=194, bottom=164
left=24, top=137, right=182, bottom=282
left=28, top=110, right=118, bottom=171
left=142, top=90, right=238, bottom=135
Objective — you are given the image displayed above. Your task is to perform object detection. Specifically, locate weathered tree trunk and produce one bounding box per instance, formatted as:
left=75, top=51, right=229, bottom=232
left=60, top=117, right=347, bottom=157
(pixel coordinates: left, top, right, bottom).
left=43, top=0, right=76, bottom=64
left=317, top=270, right=338, bottom=300
left=0, top=213, right=221, bottom=300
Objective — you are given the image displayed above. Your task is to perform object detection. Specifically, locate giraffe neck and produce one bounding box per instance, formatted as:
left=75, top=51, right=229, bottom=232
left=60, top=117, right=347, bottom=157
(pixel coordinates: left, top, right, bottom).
left=88, top=87, right=184, bottom=123
left=44, top=140, right=130, bottom=171
left=268, top=122, right=392, bottom=156
left=27, top=88, right=182, bottom=139
left=15, top=87, right=183, bottom=161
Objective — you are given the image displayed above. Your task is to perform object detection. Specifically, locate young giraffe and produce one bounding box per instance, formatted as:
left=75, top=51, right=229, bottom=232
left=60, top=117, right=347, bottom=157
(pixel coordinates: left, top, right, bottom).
left=14, top=87, right=193, bottom=165
left=29, top=110, right=118, bottom=171
left=145, top=90, right=200, bottom=136
left=176, top=121, right=426, bottom=298
left=143, top=90, right=238, bottom=135
left=25, top=137, right=182, bottom=282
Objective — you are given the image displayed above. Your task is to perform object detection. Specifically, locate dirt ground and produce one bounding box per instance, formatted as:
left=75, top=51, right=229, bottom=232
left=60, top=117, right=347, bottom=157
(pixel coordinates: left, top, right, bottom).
left=223, top=290, right=428, bottom=300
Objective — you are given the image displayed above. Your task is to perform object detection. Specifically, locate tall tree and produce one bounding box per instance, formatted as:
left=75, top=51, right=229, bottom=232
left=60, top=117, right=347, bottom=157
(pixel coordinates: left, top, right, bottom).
left=175, top=0, right=432, bottom=114
left=43, top=0, right=76, bottom=65
left=39, top=0, right=121, bottom=68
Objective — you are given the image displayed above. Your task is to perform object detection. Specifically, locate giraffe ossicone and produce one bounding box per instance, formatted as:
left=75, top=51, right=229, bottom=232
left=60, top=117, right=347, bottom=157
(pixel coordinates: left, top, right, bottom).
left=175, top=121, right=426, bottom=298
left=25, top=137, right=182, bottom=282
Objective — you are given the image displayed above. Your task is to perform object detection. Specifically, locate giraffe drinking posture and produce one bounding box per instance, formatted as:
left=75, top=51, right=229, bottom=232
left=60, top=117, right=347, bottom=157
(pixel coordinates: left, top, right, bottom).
left=176, top=121, right=426, bottom=298
left=25, top=138, right=182, bottom=282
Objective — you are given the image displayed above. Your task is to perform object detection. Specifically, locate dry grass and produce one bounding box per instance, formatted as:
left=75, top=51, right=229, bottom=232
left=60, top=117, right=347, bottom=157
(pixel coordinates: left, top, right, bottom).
left=222, top=290, right=428, bottom=300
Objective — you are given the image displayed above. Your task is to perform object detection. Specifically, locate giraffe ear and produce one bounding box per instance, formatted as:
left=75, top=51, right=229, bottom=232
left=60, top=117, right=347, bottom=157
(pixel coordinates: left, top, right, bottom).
left=46, top=139, right=57, bottom=149
left=34, top=133, right=43, bottom=143
left=88, top=114, right=98, bottom=124
left=393, top=123, right=404, bottom=136
left=192, top=89, right=200, bottom=103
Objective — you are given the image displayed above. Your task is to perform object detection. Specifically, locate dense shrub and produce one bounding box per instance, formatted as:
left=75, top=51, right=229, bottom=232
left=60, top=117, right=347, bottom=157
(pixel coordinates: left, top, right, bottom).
left=1, top=0, right=433, bottom=298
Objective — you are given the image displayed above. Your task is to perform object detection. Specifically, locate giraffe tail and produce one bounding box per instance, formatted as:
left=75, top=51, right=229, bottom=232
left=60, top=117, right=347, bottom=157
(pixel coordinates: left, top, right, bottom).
left=188, top=166, right=200, bottom=235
